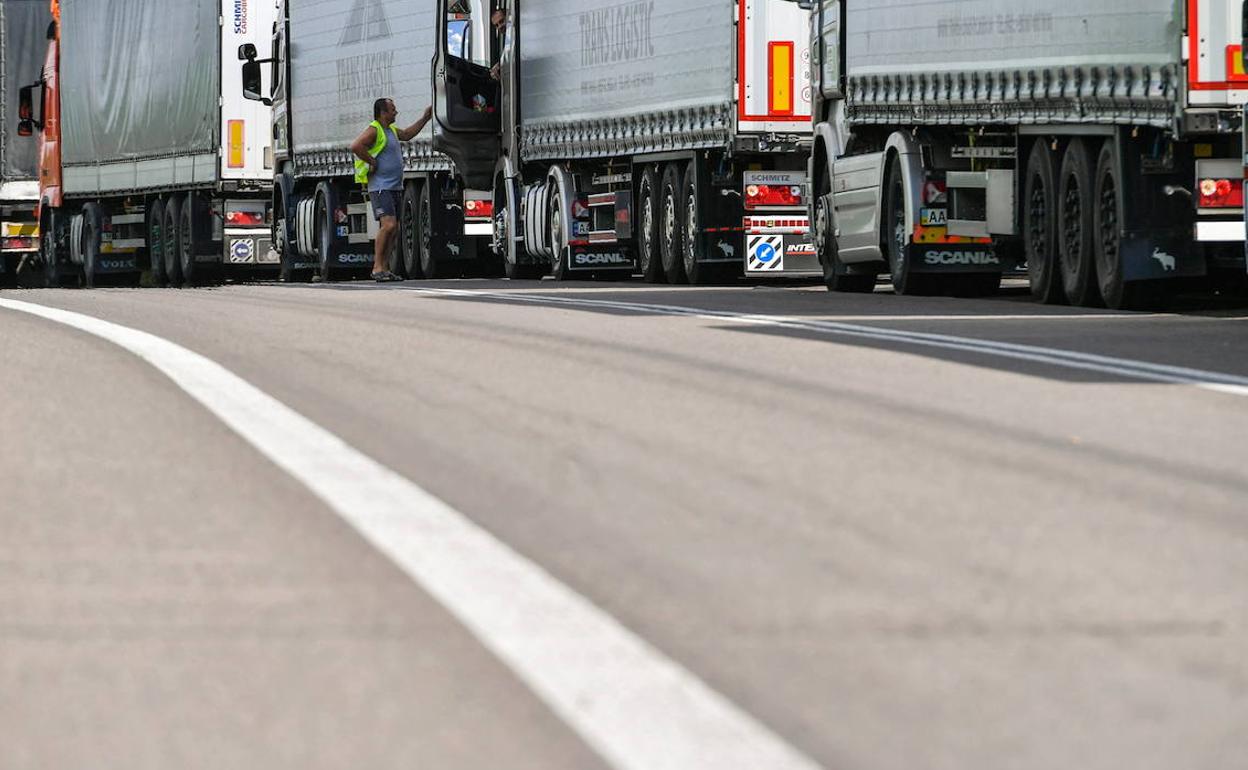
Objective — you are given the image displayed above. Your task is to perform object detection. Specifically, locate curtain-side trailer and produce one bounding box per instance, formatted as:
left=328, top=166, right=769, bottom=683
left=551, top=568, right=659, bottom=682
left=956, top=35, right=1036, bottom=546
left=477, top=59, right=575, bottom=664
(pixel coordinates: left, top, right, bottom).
left=241, top=0, right=495, bottom=283
left=0, top=0, right=49, bottom=285
left=21, top=0, right=276, bottom=288
left=801, top=0, right=1247, bottom=308
left=431, top=0, right=816, bottom=282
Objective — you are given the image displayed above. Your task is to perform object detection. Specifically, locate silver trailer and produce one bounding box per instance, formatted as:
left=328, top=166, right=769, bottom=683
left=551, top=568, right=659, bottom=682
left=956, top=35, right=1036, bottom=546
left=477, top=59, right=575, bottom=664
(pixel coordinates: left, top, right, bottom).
left=433, top=0, right=816, bottom=282
left=243, top=0, right=495, bottom=282
left=0, top=0, right=48, bottom=283
left=802, top=0, right=1247, bottom=308
left=32, top=0, right=277, bottom=288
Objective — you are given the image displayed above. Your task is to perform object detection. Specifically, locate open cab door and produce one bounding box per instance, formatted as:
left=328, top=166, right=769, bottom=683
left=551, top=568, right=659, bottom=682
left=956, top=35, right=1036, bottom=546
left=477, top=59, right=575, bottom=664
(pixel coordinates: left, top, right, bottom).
left=433, top=0, right=502, bottom=190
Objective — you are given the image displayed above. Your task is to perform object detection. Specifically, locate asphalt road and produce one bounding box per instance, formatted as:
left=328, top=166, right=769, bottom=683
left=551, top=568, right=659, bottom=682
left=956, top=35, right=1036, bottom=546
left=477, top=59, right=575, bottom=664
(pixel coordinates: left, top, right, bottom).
left=2, top=279, right=1247, bottom=770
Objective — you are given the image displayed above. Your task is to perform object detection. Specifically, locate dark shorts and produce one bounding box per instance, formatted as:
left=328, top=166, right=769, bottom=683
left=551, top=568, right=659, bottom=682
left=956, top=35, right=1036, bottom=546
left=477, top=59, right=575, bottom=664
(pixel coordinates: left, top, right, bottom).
left=371, top=189, right=402, bottom=221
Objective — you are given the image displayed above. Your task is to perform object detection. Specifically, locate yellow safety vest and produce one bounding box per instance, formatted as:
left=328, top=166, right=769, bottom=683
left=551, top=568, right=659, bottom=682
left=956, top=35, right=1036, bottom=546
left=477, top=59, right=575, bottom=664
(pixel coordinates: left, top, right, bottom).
left=354, top=120, right=390, bottom=186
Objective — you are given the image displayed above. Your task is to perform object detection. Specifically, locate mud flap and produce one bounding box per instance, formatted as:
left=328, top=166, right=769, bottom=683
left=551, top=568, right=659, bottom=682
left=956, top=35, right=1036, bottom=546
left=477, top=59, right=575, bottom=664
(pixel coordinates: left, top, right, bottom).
left=568, top=245, right=636, bottom=272
left=1120, top=235, right=1205, bottom=281
left=907, top=243, right=1021, bottom=274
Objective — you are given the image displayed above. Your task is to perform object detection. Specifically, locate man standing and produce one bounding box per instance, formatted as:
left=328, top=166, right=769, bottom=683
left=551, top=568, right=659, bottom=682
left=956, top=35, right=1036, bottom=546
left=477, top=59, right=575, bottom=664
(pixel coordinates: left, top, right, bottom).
left=351, top=98, right=433, bottom=282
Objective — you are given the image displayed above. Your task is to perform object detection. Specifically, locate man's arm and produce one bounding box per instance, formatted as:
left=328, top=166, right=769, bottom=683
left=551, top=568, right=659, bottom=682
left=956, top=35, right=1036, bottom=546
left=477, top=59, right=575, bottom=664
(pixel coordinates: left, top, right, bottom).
left=350, top=125, right=379, bottom=169
left=395, top=106, right=434, bottom=142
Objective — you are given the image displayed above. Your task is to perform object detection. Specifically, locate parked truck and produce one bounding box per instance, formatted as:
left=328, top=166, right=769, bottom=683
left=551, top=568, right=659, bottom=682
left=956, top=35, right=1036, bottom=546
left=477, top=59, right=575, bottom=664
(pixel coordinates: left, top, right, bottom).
left=0, top=0, right=49, bottom=285
left=19, top=0, right=276, bottom=288
left=430, top=0, right=816, bottom=282
left=240, top=0, right=496, bottom=282
left=800, top=0, right=1247, bottom=308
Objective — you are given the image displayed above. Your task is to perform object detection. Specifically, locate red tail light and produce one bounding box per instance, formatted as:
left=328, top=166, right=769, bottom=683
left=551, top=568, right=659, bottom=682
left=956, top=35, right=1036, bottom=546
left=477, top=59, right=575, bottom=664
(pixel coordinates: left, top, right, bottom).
left=225, top=210, right=265, bottom=226
left=744, top=183, right=803, bottom=210
left=1198, top=178, right=1244, bottom=209
left=465, top=199, right=494, bottom=219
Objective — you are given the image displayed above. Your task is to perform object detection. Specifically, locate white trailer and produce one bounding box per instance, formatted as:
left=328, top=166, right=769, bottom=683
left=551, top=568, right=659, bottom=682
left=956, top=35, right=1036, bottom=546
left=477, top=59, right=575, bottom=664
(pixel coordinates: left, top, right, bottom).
left=29, top=0, right=277, bottom=288
left=801, top=0, right=1247, bottom=308
left=432, top=0, right=816, bottom=282
left=241, top=0, right=496, bottom=283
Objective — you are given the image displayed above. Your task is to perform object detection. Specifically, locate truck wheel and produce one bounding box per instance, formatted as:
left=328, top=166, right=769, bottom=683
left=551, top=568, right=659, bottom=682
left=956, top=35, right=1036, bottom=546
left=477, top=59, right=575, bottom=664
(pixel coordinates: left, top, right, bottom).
left=637, top=165, right=664, bottom=283
left=417, top=183, right=441, bottom=279
left=1024, top=140, right=1065, bottom=304
left=884, top=156, right=932, bottom=295
left=315, top=183, right=336, bottom=283
left=1092, top=142, right=1164, bottom=311
left=660, top=163, right=687, bottom=284
left=42, top=210, right=62, bottom=288
left=399, top=183, right=421, bottom=279
left=163, top=196, right=184, bottom=287
left=548, top=181, right=571, bottom=281
left=147, top=198, right=167, bottom=287
left=817, top=172, right=874, bottom=293
left=179, top=193, right=197, bottom=286
left=682, top=160, right=710, bottom=285
left=1057, top=139, right=1102, bottom=307
left=81, top=204, right=103, bottom=290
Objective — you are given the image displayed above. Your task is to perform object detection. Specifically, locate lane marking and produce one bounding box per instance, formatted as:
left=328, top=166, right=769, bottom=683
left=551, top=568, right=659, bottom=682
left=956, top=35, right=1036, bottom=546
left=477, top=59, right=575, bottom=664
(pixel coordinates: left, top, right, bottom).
left=0, top=297, right=821, bottom=770
left=406, top=288, right=1248, bottom=398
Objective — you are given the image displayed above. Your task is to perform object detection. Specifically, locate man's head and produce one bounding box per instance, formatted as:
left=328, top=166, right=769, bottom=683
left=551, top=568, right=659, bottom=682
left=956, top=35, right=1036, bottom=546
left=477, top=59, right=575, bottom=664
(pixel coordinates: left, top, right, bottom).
left=491, top=9, right=506, bottom=32
left=373, top=98, right=397, bottom=125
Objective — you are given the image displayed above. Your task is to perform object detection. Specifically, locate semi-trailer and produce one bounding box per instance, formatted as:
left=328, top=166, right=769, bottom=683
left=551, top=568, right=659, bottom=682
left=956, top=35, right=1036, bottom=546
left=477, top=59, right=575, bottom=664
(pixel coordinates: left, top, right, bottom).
left=0, top=0, right=49, bottom=285
left=240, top=0, right=495, bottom=282
left=799, top=0, right=1247, bottom=308
left=20, top=0, right=277, bottom=288
left=431, top=0, right=816, bottom=282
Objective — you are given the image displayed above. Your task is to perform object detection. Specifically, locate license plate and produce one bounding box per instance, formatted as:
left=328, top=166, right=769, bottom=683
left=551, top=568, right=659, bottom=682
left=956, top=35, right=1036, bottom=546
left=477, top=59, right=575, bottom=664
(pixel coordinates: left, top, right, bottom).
left=920, top=208, right=947, bottom=226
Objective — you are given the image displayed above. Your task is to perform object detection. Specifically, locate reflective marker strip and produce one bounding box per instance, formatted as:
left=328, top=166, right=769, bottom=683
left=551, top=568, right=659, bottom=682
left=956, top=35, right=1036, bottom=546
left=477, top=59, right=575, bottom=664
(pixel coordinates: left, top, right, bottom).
left=228, top=120, right=245, bottom=169
left=768, top=42, right=794, bottom=116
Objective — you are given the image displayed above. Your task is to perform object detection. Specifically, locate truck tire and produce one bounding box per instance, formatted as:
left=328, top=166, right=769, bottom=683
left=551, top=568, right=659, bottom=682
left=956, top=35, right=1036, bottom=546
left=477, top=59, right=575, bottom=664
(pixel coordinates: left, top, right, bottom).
left=884, top=156, right=933, bottom=296
left=682, top=160, right=710, bottom=285
left=637, top=165, right=664, bottom=283
left=399, top=182, right=422, bottom=279
left=660, top=162, right=688, bottom=284
left=147, top=198, right=167, bottom=287
left=1057, top=139, right=1102, bottom=307
left=179, top=192, right=198, bottom=286
left=315, top=183, right=336, bottom=283
left=817, top=171, right=875, bottom=293
left=1092, top=142, right=1165, bottom=311
left=163, top=196, right=184, bottom=287
left=81, top=203, right=103, bottom=289
left=1024, top=140, right=1065, bottom=304
left=548, top=180, right=571, bottom=281
left=42, top=210, right=63, bottom=288
left=418, top=183, right=441, bottom=279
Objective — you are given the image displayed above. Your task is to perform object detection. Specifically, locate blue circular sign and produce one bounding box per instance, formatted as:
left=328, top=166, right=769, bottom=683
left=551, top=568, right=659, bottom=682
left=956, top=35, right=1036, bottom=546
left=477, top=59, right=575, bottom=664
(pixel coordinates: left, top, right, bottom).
left=756, top=243, right=777, bottom=264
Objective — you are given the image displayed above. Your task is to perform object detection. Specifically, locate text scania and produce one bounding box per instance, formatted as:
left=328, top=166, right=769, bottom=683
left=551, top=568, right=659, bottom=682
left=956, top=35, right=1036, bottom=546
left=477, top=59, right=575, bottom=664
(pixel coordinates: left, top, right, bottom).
left=579, top=1, right=655, bottom=67
left=233, top=0, right=248, bottom=34
left=924, top=250, right=1001, bottom=266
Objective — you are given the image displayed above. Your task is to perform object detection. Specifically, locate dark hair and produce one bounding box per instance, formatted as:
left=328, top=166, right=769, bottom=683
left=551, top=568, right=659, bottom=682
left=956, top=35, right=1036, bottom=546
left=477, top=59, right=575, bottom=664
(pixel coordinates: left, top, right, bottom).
left=373, top=98, right=392, bottom=120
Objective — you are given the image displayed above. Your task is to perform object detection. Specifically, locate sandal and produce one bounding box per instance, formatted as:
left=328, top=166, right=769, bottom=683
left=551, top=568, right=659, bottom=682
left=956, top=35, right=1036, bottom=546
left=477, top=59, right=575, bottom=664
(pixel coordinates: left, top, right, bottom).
left=371, top=271, right=402, bottom=282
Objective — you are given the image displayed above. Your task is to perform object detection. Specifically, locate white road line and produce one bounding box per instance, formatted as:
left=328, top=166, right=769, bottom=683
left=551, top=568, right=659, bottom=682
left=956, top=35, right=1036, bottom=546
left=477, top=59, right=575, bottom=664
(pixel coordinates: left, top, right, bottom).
left=408, top=288, right=1248, bottom=398
left=0, top=297, right=821, bottom=770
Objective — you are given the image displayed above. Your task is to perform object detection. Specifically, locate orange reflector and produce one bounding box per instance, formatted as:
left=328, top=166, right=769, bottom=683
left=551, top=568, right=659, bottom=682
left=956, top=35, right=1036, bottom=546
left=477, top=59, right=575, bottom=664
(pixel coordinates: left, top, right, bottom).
left=227, top=120, right=245, bottom=168
left=1227, top=46, right=1248, bottom=82
left=768, top=42, right=794, bottom=116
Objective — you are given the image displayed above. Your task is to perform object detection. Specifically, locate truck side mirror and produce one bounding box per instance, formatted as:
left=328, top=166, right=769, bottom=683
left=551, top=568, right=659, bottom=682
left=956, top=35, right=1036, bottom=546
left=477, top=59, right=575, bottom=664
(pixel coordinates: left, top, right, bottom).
left=239, top=43, right=258, bottom=62
left=17, top=84, right=41, bottom=134
left=241, top=60, right=271, bottom=105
